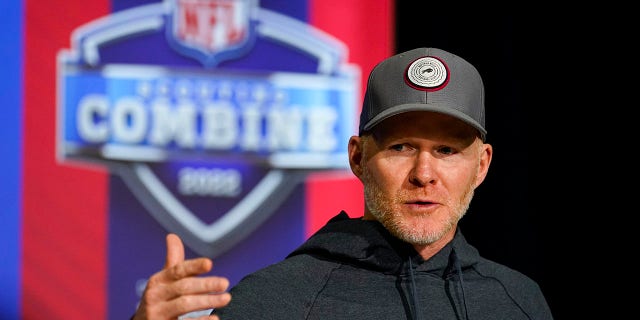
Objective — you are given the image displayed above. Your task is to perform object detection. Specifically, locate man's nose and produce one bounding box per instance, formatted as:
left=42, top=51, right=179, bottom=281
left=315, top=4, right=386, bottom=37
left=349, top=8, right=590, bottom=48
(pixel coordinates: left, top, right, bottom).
left=408, top=152, right=436, bottom=186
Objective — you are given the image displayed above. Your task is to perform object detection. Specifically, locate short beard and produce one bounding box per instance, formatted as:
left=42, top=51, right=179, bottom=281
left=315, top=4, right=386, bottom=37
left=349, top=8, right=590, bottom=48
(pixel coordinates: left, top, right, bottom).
left=361, top=163, right=475, bottom=246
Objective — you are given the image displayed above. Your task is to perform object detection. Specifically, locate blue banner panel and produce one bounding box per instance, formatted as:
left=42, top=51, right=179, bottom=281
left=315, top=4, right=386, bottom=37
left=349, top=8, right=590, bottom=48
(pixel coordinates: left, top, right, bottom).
left=0, top=1, right=24, bottom=319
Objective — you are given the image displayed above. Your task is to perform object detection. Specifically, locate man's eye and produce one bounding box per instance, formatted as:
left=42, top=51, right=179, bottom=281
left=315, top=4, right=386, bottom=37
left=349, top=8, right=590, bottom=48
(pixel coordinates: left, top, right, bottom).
left=390, top=144, right=405, bottom=151
left=438, top=146, right=455, bottom=155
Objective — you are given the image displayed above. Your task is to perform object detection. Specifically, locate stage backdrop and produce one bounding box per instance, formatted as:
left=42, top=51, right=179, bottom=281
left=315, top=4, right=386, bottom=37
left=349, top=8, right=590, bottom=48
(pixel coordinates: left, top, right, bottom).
left=0, top=0, right=394, bottom=319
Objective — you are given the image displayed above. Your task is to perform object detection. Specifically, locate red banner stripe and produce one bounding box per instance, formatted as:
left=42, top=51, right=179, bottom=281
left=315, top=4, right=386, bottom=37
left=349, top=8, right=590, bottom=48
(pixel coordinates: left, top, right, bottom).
left=305, top=0, right=394, bottom=237
left=21, top=0, right=110, bottom=318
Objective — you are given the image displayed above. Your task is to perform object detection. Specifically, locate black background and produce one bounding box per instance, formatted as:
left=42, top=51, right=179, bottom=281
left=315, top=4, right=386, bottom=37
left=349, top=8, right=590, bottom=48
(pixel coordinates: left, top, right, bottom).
left=394, top=6, right=569, bottom=319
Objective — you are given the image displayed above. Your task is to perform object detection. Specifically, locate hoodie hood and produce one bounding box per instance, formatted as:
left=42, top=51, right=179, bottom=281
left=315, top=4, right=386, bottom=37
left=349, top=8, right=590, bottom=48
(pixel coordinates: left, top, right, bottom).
left=287, top=211, right=481, bottom=277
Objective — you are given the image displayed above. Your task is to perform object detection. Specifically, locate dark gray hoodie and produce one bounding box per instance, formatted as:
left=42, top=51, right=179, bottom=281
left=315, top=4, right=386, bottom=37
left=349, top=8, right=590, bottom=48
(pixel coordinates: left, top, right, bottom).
left=213, top=211, right=553, bottom=319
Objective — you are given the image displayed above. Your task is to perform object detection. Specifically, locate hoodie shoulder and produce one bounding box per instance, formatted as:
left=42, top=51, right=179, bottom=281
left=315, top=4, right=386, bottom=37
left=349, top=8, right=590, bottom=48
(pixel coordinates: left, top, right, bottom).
left=215, top=252, right=341, bottom=318
left=473, top=257, right=554, bottom=318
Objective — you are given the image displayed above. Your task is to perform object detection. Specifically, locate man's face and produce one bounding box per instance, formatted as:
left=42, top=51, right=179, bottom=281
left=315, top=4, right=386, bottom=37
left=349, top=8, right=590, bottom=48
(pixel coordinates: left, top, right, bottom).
left=349, top=111, right=492, bottom=247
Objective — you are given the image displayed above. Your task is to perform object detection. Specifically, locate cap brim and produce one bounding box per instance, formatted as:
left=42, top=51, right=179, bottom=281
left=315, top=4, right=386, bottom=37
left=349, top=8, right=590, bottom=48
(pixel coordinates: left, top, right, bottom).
left=361, top=103, right=487, bottom=140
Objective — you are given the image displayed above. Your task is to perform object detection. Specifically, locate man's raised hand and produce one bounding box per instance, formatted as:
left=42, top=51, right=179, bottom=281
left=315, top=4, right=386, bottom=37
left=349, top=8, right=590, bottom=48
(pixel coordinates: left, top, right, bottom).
left=132, top=233, right=231, bottom=320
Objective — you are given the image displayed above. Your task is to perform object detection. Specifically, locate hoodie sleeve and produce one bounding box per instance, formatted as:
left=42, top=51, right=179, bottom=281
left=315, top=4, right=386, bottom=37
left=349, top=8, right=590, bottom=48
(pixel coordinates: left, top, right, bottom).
left=213, top=254, right=340, bottom=319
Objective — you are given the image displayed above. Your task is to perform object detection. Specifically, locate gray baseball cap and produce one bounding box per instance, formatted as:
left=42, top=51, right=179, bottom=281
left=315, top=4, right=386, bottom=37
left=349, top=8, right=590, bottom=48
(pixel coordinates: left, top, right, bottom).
left=359, top=47, right=486, bottom=141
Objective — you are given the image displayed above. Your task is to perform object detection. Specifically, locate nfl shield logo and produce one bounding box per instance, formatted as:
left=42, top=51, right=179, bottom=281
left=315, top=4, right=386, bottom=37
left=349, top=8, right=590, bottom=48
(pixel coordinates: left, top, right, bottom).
left=168, top=0, right=257, bottom=67
left=57, top=0, right=358, bottom=259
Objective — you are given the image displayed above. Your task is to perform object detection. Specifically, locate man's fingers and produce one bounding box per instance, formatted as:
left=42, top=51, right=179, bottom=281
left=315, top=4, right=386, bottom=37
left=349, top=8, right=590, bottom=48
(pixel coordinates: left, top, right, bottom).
left=140, top=291, right=231, bottom=320
left=174, top=276, right=230, bottom=296
left=164, top=233, right=185, bottom=269
left=157, top=292, right=232, bottom=319
left=144, top=272, right=229, bottom=309
left=166, top=257, right=213, bottom=281
left=144, top=277, right=231, bottom=317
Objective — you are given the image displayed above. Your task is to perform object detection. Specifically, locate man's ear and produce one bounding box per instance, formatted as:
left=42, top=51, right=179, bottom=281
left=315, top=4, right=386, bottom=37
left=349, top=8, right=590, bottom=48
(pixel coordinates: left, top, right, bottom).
left=348, top=136, right=364, bottom=179
left=474, top=142, right=493, bottom=188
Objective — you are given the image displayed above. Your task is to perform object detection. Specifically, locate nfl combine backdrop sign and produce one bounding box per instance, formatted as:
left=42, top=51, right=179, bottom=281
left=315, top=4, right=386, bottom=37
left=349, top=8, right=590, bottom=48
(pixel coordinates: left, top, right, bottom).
left=11, top=0, right=394, bottom=319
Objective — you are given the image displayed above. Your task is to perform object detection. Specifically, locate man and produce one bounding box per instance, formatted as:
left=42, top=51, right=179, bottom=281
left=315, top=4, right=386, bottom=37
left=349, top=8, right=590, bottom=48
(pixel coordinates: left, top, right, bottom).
left=133, top=47, right=553, bottom=320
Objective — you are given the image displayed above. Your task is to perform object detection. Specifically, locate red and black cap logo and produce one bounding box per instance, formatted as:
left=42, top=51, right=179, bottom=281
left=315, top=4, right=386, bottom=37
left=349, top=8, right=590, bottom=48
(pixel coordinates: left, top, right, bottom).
left=405, top=56, right=450, bottom=91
